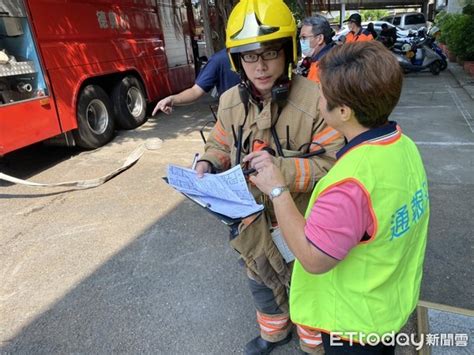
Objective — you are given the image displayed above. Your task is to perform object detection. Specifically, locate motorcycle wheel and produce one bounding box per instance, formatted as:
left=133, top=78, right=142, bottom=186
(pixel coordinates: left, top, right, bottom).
left=440, top=60, right=448, bottom=71
left=430, top=61, right=441, bottom=75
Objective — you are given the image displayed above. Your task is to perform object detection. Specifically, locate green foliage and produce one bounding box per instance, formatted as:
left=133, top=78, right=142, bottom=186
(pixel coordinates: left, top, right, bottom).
left=448, top=15, right=468, bottom=58
left=435, top=11, right=454, bottom=44
left=463, top=6, right=474, bottom=59
left=284, top=0, right=305, bottom=22
left=463, top=0, right=474, bottom=16
left=460, top=14, right=474, bottom=60
left=360, top=9, right=389, bottom=22
left=438, top=7, right=474, bottom=60
left=434, top=10, right=448, bottom=27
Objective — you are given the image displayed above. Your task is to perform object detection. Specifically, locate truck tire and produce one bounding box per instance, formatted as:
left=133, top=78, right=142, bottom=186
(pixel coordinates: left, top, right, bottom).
left=73, top=85, right=115, bottom=149
left=111, top=76, right=147, bottom=129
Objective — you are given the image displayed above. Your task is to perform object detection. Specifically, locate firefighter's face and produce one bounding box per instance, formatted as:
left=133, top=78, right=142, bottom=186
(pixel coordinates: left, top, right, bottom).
left=240, top=46, right=285, bottom=97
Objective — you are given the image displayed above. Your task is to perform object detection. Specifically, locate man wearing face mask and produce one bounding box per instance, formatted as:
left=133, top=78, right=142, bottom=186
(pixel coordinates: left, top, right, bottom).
left=299, top=15, right=335, bottom=83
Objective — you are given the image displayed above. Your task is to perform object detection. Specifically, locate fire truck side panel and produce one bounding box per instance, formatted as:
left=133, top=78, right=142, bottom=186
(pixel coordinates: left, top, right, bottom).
left=0, top=1, right=62, bottom=155
left=0, top=98, right=61, bottom=155
left=27, top=0, right=194, bottom=131
left=0, top=0, right=195, bottom=155
left=158, top=3, right=195, bottom=93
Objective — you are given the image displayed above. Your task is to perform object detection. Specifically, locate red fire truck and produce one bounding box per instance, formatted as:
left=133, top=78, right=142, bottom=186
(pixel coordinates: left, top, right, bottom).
left=0, top=0, right=196, bottom=156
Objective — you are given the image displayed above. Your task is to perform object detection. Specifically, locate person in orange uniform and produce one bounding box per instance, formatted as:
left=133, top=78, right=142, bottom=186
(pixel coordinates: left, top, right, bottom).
left=299, top=15, right=335, bottom=83
left=344, top=13, right=374, bottom=43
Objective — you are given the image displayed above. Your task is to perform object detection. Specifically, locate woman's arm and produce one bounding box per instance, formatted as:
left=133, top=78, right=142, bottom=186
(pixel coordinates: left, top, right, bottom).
left=246, top=153, right=339, bottom=274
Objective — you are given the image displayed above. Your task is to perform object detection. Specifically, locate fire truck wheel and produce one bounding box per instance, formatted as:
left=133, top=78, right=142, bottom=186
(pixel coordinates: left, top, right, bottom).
left=111, top=76, right=147, bottom=129
left=74, top=85, right=115, bottom=149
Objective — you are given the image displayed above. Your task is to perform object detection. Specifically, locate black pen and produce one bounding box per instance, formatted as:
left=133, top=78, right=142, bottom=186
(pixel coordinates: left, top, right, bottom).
left=191, top=153, right=200, bottom=170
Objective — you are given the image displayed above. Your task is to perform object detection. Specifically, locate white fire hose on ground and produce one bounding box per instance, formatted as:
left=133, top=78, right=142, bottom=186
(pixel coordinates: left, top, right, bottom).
left=0, top=139, right=161, bottom=190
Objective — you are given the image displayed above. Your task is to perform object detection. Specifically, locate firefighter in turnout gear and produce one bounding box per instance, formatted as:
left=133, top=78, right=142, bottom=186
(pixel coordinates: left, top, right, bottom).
left=194, top=1, right=344, bottom=353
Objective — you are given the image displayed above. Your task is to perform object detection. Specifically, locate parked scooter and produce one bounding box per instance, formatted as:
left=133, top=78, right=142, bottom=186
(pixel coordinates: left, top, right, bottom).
left=426, top=26, right=448, bottom=71
left=425, top=37, right=448, bottom=71
left=391, top=34, right=445, bottom=75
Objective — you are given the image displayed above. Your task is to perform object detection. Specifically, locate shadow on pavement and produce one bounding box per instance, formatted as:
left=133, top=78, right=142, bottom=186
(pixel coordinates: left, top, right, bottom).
left=0, top=199, right=261, bottom=353
left=0, top=95, right=218, bottom=188
left=0, top=144, right=79, bottom=186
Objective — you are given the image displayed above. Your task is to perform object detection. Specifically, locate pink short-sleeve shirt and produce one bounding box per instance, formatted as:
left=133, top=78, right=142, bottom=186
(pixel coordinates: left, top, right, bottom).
left=304, top=181, right=375, bottom=260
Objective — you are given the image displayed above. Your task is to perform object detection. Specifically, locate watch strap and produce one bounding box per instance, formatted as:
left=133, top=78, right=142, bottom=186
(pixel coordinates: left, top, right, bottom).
left=270, top=186, right=289, bottom=200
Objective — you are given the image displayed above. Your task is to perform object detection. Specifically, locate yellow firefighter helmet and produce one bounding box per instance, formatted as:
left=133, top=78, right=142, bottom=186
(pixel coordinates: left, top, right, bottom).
left=225, top=0, right=297, bottom=72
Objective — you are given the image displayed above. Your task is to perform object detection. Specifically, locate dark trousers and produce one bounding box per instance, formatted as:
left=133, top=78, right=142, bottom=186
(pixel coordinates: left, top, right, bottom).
left=247, top=277, right=284, bottom=315
left=322, top=333, right=395, bottom=355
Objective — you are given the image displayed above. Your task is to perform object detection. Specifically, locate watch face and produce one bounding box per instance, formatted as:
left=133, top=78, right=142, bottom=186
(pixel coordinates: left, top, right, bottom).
left=271, top=187, right=282, bottom=199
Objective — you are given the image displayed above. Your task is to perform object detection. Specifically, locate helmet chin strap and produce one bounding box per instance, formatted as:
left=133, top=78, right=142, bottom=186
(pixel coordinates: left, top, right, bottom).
left=238, top=62, right=292, bottom=109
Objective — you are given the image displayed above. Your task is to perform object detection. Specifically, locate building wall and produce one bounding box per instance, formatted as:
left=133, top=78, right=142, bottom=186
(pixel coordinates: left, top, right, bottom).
left=447, top=0, right=465, bottom=13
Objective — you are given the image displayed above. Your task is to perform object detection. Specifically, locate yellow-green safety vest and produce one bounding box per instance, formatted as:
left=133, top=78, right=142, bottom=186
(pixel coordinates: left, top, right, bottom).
left=290, top=132, right=429, bottom=340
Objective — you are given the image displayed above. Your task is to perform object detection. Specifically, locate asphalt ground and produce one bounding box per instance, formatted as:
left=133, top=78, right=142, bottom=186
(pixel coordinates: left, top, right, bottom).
left=0, top=69, right=473, bottom=353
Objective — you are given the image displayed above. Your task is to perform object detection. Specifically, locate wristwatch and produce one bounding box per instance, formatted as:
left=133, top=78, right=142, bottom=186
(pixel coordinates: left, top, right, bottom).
left=269, top=186, right=289, bottom=200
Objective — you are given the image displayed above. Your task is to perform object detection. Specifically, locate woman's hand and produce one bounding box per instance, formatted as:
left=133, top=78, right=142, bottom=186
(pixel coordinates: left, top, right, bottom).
left=244, top=152, right=286, bottom=196
left=243, top=150, right=273, bottom=172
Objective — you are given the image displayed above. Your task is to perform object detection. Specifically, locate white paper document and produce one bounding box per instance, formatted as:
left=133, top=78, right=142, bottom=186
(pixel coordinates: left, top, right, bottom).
left=166, top=164, right=264, bottom=219
left=271, top=227, right=295, bottom=263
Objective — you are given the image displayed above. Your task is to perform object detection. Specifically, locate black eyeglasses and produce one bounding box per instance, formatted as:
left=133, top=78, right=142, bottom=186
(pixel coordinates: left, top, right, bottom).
left=240, top=48, right=282, bottom=63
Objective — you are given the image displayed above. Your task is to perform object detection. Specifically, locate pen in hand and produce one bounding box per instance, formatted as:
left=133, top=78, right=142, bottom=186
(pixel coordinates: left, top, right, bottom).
left=191, top=153, right=200, bottom=170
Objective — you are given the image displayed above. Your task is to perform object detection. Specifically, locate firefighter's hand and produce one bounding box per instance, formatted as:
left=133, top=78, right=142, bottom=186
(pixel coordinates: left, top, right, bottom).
left=243, top=150, right=274, bottom=172
left=248, top=161, right=286, bottom=196
left=195, top=161, right=211, bottom=178
left=152, top=96, right=174, bottom=116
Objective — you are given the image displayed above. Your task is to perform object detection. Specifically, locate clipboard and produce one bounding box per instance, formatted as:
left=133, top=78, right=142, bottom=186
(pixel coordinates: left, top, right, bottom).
left=162, top=177, right=262, bottom=226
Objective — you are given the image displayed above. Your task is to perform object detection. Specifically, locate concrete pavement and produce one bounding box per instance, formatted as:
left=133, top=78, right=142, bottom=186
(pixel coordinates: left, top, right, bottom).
left=0, top=68, right=473, bottom=354
left=448, top=62, right=474, bottom=100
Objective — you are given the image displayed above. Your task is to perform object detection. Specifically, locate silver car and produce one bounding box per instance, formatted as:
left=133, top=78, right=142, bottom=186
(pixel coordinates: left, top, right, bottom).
left=380, top=12, right=427, bottom=30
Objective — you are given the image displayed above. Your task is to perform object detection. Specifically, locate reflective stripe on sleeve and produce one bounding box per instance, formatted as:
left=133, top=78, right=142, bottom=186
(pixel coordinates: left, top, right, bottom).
left=294, top=158, right=310, bottom=191
left=212, top=121, right=229, bottom=146
left=312, top=127, right=341, bottom=148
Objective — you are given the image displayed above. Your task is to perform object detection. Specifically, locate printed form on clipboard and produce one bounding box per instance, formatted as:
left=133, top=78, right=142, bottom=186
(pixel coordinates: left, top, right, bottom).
left=166, top=164, right=264, bottom=220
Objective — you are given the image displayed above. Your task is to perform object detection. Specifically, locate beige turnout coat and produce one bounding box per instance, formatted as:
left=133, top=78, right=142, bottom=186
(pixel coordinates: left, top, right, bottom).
left=200, top=75, right=344, bottom=309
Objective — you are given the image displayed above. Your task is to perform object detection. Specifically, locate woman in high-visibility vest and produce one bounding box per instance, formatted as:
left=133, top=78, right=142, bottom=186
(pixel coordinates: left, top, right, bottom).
left=245, top=41, right=429, bottom=354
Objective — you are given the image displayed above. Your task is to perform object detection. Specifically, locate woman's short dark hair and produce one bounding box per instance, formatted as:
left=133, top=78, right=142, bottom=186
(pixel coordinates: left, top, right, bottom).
left=302, top=15, right=333, bottom=45
left=318, top=41, right=403, bottom=128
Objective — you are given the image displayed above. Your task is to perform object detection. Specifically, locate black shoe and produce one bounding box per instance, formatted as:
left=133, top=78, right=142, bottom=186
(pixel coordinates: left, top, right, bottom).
left=244, top=333, right=292, bottom=355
